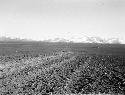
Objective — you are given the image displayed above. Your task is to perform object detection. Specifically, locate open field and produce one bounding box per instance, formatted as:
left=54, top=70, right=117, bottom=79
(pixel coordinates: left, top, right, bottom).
left=0, top=42, right=125, bottom=95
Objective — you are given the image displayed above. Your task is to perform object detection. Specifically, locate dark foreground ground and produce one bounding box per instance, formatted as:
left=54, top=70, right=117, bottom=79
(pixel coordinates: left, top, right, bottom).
left=0, top=41, right=125, bottom=95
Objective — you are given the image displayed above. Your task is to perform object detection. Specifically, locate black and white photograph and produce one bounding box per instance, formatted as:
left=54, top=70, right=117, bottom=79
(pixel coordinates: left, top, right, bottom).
left=0, top=0, right=125, bottom=94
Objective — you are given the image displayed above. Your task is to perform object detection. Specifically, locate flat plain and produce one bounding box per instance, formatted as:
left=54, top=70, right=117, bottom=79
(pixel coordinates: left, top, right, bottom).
left=0, top=41, right=125, bottom=95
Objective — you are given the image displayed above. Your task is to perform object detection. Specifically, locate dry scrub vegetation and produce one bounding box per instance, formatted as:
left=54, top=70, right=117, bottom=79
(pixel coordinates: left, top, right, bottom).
left=0, top=50, right=125, bottom=95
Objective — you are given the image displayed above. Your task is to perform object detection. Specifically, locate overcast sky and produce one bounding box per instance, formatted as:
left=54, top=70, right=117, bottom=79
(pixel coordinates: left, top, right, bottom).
left=0, top=0, right=125, bottom=42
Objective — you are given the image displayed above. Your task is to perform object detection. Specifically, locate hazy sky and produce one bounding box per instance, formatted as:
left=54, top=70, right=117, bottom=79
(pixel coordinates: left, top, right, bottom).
left=0, top=0, right=125, bottom=41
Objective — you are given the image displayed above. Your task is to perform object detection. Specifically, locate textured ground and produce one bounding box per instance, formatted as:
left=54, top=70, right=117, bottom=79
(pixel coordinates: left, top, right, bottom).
left=0, top=49, right=125, bottom=95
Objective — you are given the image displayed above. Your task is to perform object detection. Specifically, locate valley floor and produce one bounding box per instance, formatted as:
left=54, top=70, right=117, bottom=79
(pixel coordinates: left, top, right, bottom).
left=0, top=50, right=125, bottom=95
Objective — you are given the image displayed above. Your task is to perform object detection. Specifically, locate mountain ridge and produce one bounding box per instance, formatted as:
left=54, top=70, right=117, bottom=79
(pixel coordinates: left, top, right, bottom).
left=0, top=36, right=124, bottom=44
left=0, top=36, right=33, bottom=42
left=43, top=36, right=123, bottom=44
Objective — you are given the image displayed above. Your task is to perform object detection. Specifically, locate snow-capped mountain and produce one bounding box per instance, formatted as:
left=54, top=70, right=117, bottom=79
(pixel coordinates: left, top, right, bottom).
left=105, top=38, right=122, bottom=44
left=43, top=36, right=124, bottom=44
left=44, top=38, right=71, bottom=42
left=0, top=36, right=124, bottom=44
left=85, top=37, right=106, bottom=43
left=85, top=37, right=122, bottom=44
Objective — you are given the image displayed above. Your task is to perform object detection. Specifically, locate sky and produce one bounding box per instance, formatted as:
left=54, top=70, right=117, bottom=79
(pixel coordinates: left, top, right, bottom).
left=0, top=0, right=125, bottom=42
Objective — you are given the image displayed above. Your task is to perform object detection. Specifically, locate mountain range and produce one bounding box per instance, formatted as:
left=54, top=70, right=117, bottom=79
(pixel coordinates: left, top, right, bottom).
left=0, top=36, right=33, bottom=42
left=0, top=36, right=124, bottom=44
left=43, top=36, right=123, bottom=44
